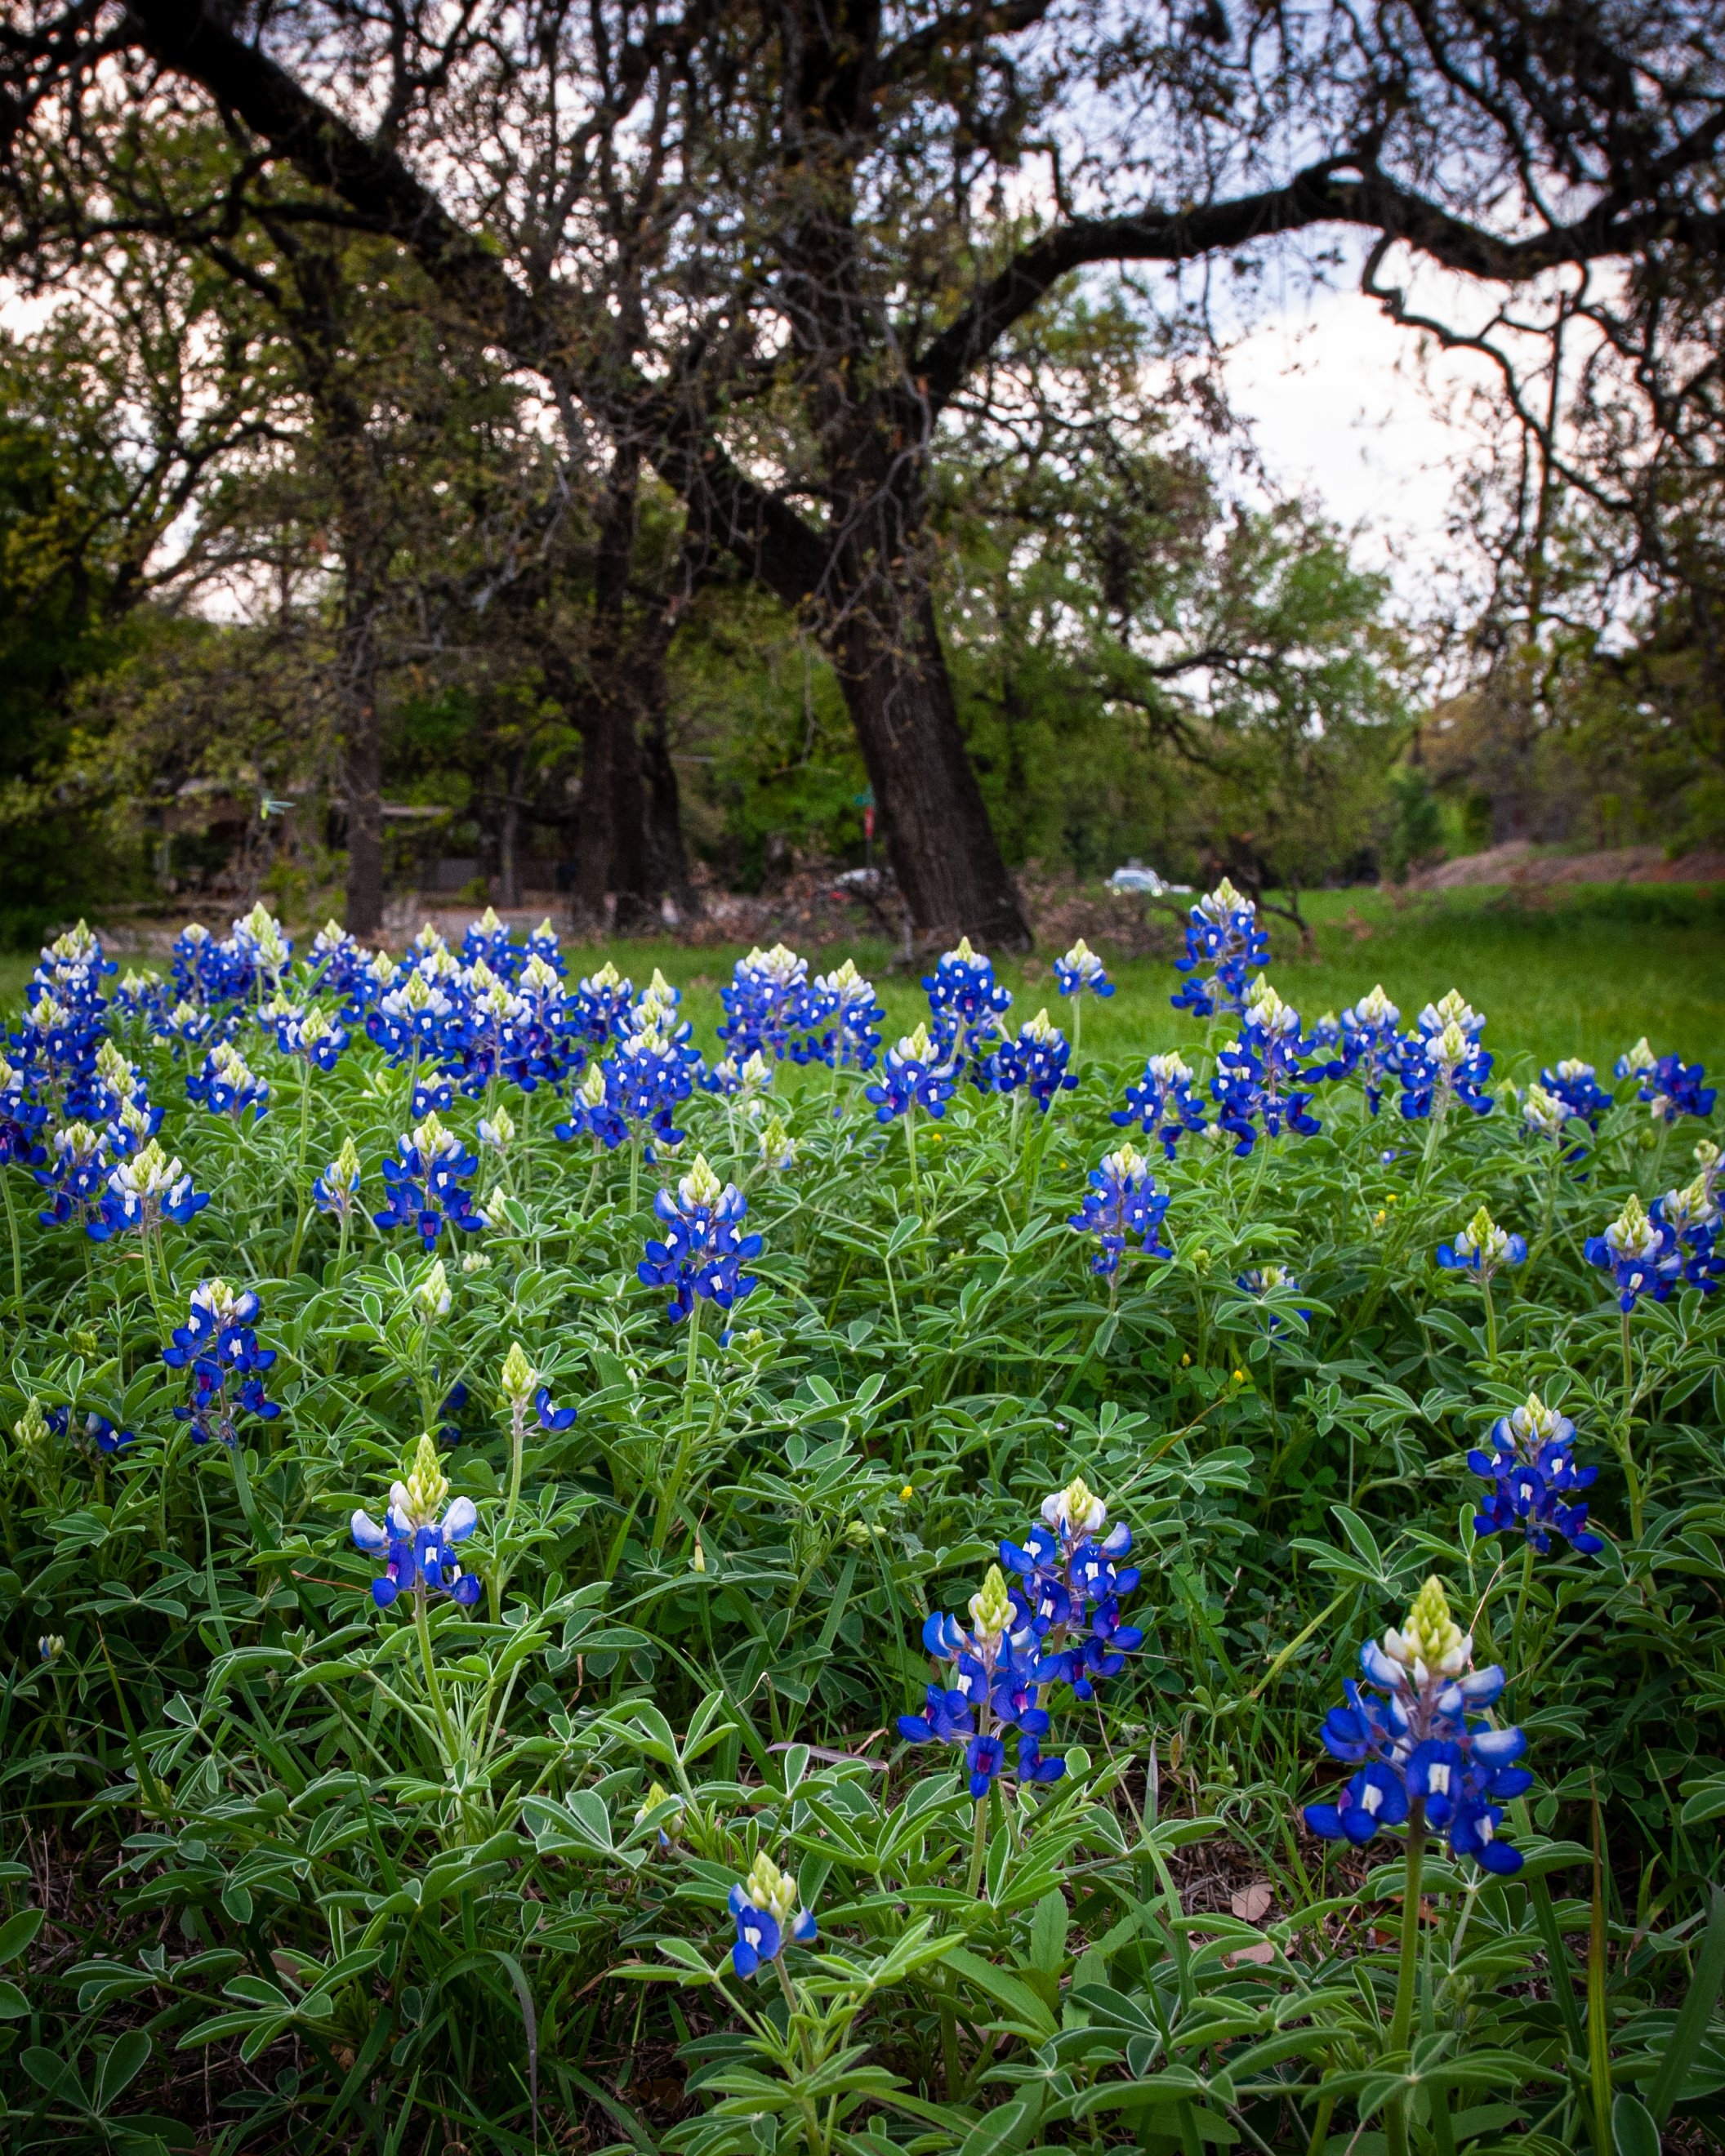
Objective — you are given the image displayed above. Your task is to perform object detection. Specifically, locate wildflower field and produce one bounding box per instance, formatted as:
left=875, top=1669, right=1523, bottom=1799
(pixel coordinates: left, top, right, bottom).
left=1, top=893, right=1723, bottom=2156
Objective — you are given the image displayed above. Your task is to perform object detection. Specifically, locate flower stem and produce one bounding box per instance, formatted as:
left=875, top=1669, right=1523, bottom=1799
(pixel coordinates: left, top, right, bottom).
left=965, top=1793, right=989, bottom=1900
left=0, top=1169, right=22, bottom=1314
left=903, top=1103, right=921, bottom=1215
left=1482, top=1276, right=1498, bottom=1365
left=1511, top=1536, right=1535, bottom=1711
left=285, top=1067, right=314, bottom=1273
left=414, top=1588, right=460, bottom=1767
left=1618, top=1309, right=1644, bottom=1539
left=1385, top=1799, right=1427, bottom=2156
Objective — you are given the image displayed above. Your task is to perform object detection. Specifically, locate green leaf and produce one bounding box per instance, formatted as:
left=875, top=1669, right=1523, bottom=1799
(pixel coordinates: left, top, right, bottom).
left=94, top=2029, right=151, bottom=2114
left=1647, top=1886, right=1725, bottom=2125
left=942, top=1946, right=1055, bottom=2040
left=1614, top=2091, right=1661, bottom=2156
left=953, top=2100, right=1030, bottom=2156
left=0, top=1906, right=43, bottom=1965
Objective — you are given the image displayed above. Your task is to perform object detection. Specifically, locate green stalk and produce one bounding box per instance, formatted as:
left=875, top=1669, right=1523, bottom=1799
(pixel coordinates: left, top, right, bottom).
left=965, top=1793, right=989, bottom=1900
left=1069, top=993, right=1081, bottom=1060
left=414, top=1588, right=461, bottom=1768
left=1482, top=1276, right=1498, bottom=1364
left=285, top=1066, right=315, bottom=1273
left=1385, top=1800, right=1427, bottom=2156
left=1511, top=1537, right=1535, bottom=1711
left=1588, top=1786, right=1613, bottom=2154
left=1618, top=1310, right=1644, bottom=1540
left=903, top=1102, right=922, bottom=1214
left=0, top=1169, right=22, bottom=1314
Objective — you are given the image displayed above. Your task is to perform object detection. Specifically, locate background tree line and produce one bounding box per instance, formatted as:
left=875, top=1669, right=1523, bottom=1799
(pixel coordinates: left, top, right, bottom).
left=0, top=0, right=1720, bottom=949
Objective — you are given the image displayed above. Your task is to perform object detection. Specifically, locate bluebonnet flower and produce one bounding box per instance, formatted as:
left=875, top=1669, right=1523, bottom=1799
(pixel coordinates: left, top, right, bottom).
left=1001, top=1477, right=1144, bottom=1702
left=411, top=1074, right=457, bottom=1119
left=351, top=1434, right=482, bottom=1607
left=502, top=952, right=581, bottom=1093
left=865, top=1022, right=959, bottom=1123
left=794, top=958, right=884, bottom=1071
left=499, top=1340, right=578, bottom=1437
left=1211, top=978, right=1323, bottom=1154
left=307, top=920, right=368, bottom=996
left=461, top=905, right=522, bottom=979
left=1585, top=1193, right=1678, bottom=1311
left=368, top=967, right=464, bottom=1067
left=719, top=943, right=820, bottom=1062
left=994, top=1009, right=1077, bottom=1113
left=1693, top=1139, right=1721, bottom=1208
left=167, top=920, right=222, bottom=1006
left=1469, top=1393, right=1602, bottom=1555
left=35, top=1121, right=113, bottom=1231
left=112, top=968, right=165, bottom=1023
left=1437, top=1205, right=1527, bottom=1283
left=703, top=1048, right=773, bottom=1101
left=230, top=902, right=292, bottom=997
left=1651, top=1174, right=1722, bottom=1294
left=1338, top=985, right=1401, bottom=1111
left=923, top=936, right=1014, bottom=1083
left=1237, top=1263, right=1308, bottom=1332
left=90, top=1138, right=210, bottom=1240
left=571, top=960, right=635, bottom=1047
left=1304, top=1578, right=1530, bottom=1873
left=1112, top=1050, right=1207, bottom=1157
left=448, top=960, right=529, bottom=1093
left=756, top=1114, right=797, bottom=1172
left=0, top=1057, right=49, bottom=1169
left=156, top=997, right=223, bottom=1054
left=313, top=1136, right=364, bottom=1223
left=11, top=989, right=104, bottom=1112
left=1397, top=991, right=1494, bottom=1122
left=898, top=1563, right=1065, bottom=1796
left=638, top=1156, right=763, bottom=1324
left=187, top=1040, right=270, bottom=1124
left=1054, top=938, right=1114, bottom=1001
left=1636, top=1052, right=1717, bottom=1125
left=163, top=1279, right=281, bottom=1447
left=1521, top=1081, right=1576, bottom=1144
left=374, top=1112, right=484, bottom=1250
left=729, top=1852, right=818, bottom=1979
left=266, top=1000, right=348, bottom=1071
left=555, top=1059, right=630, bottom=1151
left=635, top=1780, right=682, bottom=1850
left=90, top=1040, right=159, bottom=1135
left=1068, top=1143, right=1171, bottom=1276
left=525, top=917, right=564, bottom=974
left=1171, top=878, right=1270, bottom=1019
left=610, top=1022, right=695, bottom=1145
left=1540, top=1058, right=1611, bottom=1127
left=45, top=1404, right=135, bottom=1454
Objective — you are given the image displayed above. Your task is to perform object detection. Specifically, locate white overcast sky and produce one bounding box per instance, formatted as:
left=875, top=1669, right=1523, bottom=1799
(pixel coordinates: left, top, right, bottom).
left=1219, top=280, right=1500, bottom=599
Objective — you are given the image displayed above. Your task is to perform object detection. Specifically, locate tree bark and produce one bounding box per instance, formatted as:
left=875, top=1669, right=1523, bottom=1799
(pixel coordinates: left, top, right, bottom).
left=585, top=457, right=658, bottom=931
left=829, top=580, right=1030, bottom=951
left=338, top=590, right=385, bottom=939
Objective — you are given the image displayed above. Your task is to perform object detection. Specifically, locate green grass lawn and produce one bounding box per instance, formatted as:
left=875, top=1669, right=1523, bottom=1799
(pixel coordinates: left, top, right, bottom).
left=3, top=881, right=1720, bottom=1073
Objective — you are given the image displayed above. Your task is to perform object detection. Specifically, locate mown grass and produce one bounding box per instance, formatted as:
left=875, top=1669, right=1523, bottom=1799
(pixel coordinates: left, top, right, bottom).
left=5, top=880, right=1721, bottom=1068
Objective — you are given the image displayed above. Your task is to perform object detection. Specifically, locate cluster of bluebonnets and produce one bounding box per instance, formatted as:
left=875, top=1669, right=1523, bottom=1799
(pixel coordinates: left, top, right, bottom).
left=2, top=881, right=1722, bottom=2145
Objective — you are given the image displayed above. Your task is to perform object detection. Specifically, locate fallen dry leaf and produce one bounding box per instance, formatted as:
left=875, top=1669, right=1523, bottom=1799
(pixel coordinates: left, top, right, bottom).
left=1224, top=1940, right=1277, bottom=1968
left=1231, top=1882, right=1273, bottom=1922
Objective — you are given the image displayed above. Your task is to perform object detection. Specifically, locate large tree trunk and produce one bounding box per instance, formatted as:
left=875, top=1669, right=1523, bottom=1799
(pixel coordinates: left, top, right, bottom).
left=583, top=457, right=659, bottom=931
left=631, top=592, right=699, bottom=918
left=830, top=580, right=1030, bottom=951
left=338, top=591, right=385, bottom=939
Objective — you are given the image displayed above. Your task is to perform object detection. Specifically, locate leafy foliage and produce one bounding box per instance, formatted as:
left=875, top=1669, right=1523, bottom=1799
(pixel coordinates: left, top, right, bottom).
left=0, top=901, right=1722, bottom=2154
